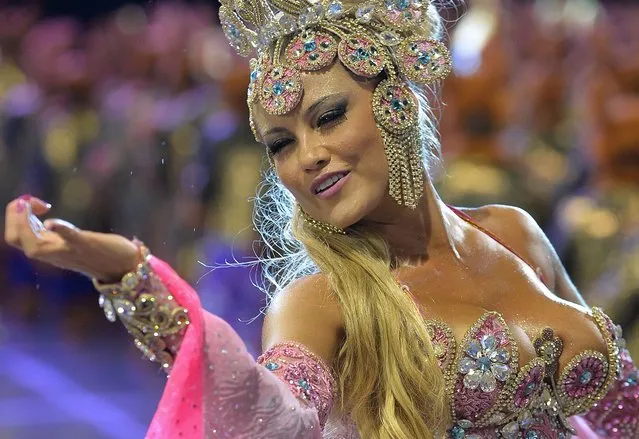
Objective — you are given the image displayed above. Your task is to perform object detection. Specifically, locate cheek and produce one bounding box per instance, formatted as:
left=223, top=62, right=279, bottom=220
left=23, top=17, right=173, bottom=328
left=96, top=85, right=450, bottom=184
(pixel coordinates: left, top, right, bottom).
left=344, top=113, right=388, bottom=181
left=273, top=162, right=299, bottom=196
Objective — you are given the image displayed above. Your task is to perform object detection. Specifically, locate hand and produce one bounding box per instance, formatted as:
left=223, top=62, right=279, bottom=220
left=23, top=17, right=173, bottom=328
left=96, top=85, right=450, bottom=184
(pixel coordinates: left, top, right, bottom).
left=4, top=195, right=142, bottom=282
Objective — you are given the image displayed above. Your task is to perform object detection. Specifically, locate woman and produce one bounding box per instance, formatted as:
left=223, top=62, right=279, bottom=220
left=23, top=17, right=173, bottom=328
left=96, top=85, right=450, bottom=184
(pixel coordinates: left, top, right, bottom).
left=4, top=0, right=638, bottom=438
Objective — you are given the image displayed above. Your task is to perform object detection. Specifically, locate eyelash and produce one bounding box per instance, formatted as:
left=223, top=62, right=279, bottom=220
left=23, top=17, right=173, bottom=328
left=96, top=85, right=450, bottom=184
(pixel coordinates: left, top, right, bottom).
left=316, top=105, right=347, bottom=128
left=267, top=138, right=293, bottom=155
left=266, top=104, right=348, bottom=156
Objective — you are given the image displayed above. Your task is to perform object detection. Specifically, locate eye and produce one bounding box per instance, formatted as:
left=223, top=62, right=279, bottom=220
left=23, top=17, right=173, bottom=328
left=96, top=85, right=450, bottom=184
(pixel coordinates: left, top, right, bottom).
left=267, top=138, right=293, bottom=155
left=317, top=103, right=347, bottom=128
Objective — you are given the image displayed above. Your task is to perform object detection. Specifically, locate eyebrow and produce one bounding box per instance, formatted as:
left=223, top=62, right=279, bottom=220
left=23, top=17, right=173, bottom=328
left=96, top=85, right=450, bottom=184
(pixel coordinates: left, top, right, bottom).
left=261, top=92, right=346, bottom=139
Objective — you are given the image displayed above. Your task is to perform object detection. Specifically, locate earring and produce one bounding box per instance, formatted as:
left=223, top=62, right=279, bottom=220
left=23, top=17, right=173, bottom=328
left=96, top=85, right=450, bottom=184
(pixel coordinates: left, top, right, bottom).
left=298, top=205, right=346, bottom=235
left=372, top=80, right=424, bottom=209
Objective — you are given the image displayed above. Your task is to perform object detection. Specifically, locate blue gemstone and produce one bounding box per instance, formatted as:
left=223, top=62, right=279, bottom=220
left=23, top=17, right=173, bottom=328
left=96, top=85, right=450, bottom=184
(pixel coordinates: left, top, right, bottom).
left=272, top=82, right=284, bottom=96
left=579, top=370, right=593, bottom=384
left=396, top=0, right=410, bottom=10
left=524, top=381, right=537, bottom=395
left=304, top=40, right=317, bottom=52
left=526, top=430, right=539, bottom=439
left=449, top=425, right=465, bottom=439
left=250, top=70, right=259, bottom=82
left=391, top=98, right=404, bottom=111
left=627, top=373, right=637, bottom=385
left=327, top=2, right=343, bottom=16
left=418, top=53, right=431, bottom=65
left=265, top=361, right=279, bottom=371
left=298, top=379, right=310, bottom=390
left=355, top=47, right=370, bottom=60
left=229, top=25, right=241, bottom=39
left=477, top=356, right=492, bottom=371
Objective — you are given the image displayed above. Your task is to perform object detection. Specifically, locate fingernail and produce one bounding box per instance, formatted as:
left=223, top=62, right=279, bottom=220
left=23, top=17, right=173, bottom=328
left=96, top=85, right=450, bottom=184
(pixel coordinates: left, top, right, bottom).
left=19, top=194, right=32, bottom=201
left=17, top=199, right=25, bottom=213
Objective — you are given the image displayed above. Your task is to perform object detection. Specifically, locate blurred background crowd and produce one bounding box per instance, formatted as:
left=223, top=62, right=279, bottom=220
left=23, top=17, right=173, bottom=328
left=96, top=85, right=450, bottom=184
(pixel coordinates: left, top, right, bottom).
left=0, top=0, right=637, bottom=437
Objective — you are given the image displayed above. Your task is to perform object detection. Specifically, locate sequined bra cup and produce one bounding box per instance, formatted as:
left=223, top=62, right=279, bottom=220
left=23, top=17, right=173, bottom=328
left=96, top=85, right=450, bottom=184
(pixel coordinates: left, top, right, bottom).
left=427, top=308, right=633, bottom=438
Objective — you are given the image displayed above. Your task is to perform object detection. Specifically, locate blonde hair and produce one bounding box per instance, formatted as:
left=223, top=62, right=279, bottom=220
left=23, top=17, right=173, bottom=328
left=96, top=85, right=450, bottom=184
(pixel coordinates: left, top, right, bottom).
left=249, top=3, right=452, bottom=437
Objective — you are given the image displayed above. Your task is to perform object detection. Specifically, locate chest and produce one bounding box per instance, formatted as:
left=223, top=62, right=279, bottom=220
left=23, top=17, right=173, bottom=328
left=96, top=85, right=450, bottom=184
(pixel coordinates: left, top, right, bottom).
left=399, top=265, right=621, bottom=437
left=397, top=234, right=605, bottom=367
left=395, top=246, right=621, bottom=431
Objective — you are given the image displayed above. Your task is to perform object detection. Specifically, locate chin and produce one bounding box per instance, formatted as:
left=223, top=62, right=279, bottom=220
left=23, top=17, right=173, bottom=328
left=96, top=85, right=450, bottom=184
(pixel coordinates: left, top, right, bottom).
left=329, top=189, right=385, bottom=229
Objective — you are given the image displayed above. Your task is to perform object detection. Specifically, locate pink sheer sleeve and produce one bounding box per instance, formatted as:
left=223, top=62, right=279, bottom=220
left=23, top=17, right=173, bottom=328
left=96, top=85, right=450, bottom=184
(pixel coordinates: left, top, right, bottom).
left=96, top=253, right=336, bottom=439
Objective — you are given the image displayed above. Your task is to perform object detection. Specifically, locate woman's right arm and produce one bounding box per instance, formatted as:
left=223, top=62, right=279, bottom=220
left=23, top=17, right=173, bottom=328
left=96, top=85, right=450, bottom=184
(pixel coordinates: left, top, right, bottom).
left=118, top=253, right=340, bottom=438
left=4, top=196, right=342, bottom=439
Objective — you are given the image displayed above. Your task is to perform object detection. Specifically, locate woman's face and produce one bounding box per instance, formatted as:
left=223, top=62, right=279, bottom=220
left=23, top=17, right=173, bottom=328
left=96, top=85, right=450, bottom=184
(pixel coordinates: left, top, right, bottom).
left=252, top=62, right=391, bottom=228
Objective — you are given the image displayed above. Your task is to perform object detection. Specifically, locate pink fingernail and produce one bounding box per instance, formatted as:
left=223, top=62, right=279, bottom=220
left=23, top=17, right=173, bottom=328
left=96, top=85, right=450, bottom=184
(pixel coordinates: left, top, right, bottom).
left=19, top=194, right=32, bottom=201
left=17, top=199, right=26, bottom=213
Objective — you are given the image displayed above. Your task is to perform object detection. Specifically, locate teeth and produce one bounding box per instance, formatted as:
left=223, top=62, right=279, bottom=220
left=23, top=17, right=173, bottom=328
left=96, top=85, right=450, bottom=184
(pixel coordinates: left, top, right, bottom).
left=316, top=173, right=346, bottom=193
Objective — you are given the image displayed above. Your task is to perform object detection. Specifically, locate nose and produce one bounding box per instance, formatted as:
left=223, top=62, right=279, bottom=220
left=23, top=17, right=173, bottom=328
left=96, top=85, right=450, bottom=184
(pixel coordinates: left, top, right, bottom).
left=298, top=136, right=330, bottom=172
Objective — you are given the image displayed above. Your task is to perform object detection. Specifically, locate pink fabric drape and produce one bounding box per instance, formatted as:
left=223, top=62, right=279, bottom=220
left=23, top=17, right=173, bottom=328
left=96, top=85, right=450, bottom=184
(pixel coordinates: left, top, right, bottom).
left=144, top=257, right=329, bottom=439
left=147, top=256, right=205, bottom=438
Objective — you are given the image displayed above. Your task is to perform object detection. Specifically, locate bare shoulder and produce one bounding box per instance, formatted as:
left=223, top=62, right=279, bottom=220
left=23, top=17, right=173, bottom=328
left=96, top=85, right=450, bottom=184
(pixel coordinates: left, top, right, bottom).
left=457, top=204, right=556, bottom=286
left=460, top=204, right=540, bottom=238
left=262, top=273, right=344, bottom=367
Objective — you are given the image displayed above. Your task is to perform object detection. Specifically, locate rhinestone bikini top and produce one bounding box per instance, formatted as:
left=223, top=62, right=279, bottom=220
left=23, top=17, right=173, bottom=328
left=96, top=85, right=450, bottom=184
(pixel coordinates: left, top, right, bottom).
left=429, top=208, right=625, bottom=438
left=427, top=307, right=623, bottom=438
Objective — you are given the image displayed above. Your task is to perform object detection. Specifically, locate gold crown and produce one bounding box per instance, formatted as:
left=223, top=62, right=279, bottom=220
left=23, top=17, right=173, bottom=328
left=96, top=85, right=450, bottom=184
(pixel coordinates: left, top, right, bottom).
left=219, top=0, right=452, bottom=113
left=221, top=0, right=436, bottom=56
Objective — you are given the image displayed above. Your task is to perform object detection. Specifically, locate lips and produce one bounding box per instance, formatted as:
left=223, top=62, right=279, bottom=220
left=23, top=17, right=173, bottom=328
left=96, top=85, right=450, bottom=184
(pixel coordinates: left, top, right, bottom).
left=311, top=171, right=350, bottom=195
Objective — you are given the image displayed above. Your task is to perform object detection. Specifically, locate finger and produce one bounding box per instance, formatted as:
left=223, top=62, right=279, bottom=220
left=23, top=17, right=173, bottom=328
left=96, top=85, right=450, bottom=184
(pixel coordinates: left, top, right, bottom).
left=4, top=195, right=51, bottom=246
left=4, top=198, right=27, bottom=248
left=26, top=202, right=46, bottom=235
left=15, top=200, right=44, bottom=257
left=29, top=197, right=52, bottom=215
left=43, top=218, right=81, bottom=241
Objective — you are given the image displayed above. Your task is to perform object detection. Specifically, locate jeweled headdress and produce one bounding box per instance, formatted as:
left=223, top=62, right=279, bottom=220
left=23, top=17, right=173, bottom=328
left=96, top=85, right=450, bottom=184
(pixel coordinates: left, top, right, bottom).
left=220, top=0, right=452, bottom=209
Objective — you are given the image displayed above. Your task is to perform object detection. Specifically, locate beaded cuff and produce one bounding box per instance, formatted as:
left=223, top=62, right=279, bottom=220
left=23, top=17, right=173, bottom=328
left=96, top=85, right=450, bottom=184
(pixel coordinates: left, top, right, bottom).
left=257, top=341, right=336, bottom=429
left=92, top=240, right=190, bottom=372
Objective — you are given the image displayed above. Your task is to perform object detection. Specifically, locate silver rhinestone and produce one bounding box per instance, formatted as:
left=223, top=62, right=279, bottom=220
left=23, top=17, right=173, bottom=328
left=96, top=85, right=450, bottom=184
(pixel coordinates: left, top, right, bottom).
left=379, top=30, right=401, bottom=46
left=278, top=14, right=297, bottom=33
left=356, top=4, right=375, bottom=23
left=326, top=0, right=345, bottom=19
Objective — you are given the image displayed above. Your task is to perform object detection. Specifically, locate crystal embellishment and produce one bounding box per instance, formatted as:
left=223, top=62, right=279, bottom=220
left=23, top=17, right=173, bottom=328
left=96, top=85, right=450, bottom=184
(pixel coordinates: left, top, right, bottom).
left=380, top=0, right=425, bottom=29
left=372, top=80, right=418, bottom=134
left=259, top=65, right=303, bottom=115
left=219, top=6, right=252, bottom=57
left=298, top=4, right=324, bottom=28
left=396, top=37, right=452, bottom=84
left=459, top=331, right=511, bottom=393
left=337, top=34, right=384, bottom=78
left=265, top=361, right=280, bottom=371
left=285, top=31, right=338, bottom=71
left=278, top=13, right=297, bottom=34
left=99, top=294, right=117, bottom=322
left=379, top=30, right=401, bottom=46
left=355, top=3, right=376, bottom=23
left=325, top=0, right=345, bottom=19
